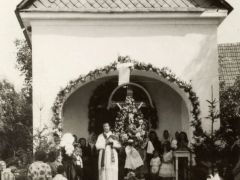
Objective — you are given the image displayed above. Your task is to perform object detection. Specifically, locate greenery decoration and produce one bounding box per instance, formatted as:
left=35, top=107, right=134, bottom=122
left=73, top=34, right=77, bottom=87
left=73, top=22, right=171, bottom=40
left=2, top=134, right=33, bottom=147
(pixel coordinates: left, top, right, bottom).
left=52, top=56, right=202, bottom=142
left=87, top=78, right=158, bottom=135
left=114, top=95, right=148, bottom=147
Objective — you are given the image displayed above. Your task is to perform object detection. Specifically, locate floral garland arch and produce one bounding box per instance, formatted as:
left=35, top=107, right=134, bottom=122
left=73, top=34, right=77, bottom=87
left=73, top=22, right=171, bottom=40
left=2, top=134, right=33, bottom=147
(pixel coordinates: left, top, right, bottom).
left=52, top=56, right=203, bottom=140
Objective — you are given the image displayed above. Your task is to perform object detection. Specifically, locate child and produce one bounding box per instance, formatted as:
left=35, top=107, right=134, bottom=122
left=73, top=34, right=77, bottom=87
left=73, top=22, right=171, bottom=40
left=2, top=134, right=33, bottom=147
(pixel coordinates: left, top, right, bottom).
left=159, top=142, right=175, bottom=180
left=73, top=147, right=83, bottom=180
left=53, top=165, right=67, bottom=180
left=125, top=139, right=144, bottom=171
left=1, top=163, right=15, bottom=180
left=206, top=167, right=221, bottom=180
left=150, top=150, right=161, bottom=180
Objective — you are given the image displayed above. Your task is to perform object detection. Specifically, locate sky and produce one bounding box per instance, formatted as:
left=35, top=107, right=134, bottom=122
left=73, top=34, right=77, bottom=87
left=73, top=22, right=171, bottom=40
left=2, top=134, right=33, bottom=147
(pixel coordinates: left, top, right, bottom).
left=0, top=0, right=240, bottom=91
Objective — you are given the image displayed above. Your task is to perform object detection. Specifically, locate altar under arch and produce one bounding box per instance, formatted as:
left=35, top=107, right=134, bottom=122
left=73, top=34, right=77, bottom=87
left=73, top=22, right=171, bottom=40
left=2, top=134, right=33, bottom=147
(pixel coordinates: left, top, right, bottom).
left=53, top=57, right=200, bottom=141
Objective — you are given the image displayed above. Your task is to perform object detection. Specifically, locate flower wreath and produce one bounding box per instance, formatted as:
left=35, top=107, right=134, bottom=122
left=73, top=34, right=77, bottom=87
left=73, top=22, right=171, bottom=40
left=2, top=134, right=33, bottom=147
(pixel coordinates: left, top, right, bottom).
left=52, top=56, right=202, bottom=141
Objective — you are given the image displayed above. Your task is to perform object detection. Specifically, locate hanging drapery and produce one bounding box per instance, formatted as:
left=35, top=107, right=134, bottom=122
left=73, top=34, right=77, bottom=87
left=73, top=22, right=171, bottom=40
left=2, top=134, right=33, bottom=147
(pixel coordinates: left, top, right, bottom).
left=117, top=62, right=133, bottom=86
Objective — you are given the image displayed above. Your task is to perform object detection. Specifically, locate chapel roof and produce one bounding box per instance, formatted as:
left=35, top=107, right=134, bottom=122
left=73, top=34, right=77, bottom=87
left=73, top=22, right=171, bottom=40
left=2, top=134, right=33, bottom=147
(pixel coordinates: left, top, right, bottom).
left=16, top=0, right=232, bottom=13
left=218, top=42, right=240, bottom=88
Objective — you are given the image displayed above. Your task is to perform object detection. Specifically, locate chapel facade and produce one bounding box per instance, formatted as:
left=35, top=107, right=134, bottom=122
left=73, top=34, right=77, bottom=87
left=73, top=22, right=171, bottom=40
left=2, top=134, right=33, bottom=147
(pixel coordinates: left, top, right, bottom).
left=16, top=0, right=232, bottom=140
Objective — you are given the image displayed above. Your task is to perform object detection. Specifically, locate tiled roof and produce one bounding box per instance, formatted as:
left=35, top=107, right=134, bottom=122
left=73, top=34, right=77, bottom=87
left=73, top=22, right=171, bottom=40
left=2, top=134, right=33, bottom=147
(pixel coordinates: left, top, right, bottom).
left=218, top=43, right=240, bottom=88
left=16, top=0, right=232, bottom=12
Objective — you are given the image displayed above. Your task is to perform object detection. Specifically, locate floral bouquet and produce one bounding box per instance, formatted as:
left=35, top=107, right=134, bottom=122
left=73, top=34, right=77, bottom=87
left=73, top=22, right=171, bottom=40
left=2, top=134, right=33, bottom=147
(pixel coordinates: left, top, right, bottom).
left=60, top=133, right=75, bottom=156
left=114, top=96, right=148, bottom=148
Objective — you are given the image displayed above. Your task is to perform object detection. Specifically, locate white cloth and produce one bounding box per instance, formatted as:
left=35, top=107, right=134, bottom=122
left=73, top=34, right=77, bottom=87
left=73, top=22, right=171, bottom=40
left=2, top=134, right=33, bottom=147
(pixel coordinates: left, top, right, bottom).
left=171, top=139, right=178, bottom=149
left=75, top=155, right=83, bottom=168
left=150, top=157, right=161, bottom=174
left=125, top=145, right=144, bottom=170
left=53, top=174, right=68, bottom=180
left=117, top=63, right=132, bottom=85
left=95, top=131, right=121, bottom=180
left=147, top=141, right=155, bottom=154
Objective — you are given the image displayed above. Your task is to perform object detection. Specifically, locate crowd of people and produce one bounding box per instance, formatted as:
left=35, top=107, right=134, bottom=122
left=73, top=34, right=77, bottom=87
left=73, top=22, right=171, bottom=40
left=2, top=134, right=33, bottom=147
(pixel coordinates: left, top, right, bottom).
left=0, top=137, right=98, bottom=180
left=143, top=130, right=189, bottom=180
left=0, top=128, right=190, bottom=180
left=1, top=123, right=240, bottom=180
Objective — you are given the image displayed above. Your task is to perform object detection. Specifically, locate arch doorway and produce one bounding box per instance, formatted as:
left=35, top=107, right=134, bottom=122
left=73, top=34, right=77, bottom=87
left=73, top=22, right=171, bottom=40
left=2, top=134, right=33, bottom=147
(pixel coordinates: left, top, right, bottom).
left=61, top=74, right=190, bottom=140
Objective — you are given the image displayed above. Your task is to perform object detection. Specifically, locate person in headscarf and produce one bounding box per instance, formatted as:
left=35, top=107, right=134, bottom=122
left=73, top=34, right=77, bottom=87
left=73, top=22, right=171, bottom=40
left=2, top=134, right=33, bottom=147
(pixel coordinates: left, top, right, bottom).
left=78, top=138, right=91, bottom=180
left=27, top=151, right=52, bottom=180
left=145, top=131, right=161, bottom=174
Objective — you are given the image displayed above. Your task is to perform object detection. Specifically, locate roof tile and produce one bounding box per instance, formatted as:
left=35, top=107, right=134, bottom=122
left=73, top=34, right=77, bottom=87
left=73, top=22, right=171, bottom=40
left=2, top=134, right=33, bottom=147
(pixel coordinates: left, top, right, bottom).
left=17, top=0, right=230, bottom=12
left=218, top=43, right=240, bottom=88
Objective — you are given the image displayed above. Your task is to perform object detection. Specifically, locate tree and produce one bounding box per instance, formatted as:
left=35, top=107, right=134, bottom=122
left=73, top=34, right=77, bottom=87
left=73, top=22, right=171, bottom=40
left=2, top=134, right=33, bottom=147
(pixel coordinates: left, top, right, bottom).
left=216, top=77, right=240, bottom=166
left=219, top=78, right=240, bottom=140
left=204, top=97, right=219, bottom=174
left=192, top=78, right=240, bottom=178
left=15, top=39, right=33, bottom=144
left=0, top=80, right=32, bottom=159
left=192, top=98, right=220, bottom=161
left=15, top=39, right=32, bottom=101
left=0, top=39, right=33, bottom=160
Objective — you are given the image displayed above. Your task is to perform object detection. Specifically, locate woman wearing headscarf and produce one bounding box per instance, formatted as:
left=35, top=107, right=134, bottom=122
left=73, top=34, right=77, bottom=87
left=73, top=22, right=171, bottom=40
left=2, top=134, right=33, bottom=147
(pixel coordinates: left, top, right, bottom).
left=145, top=131, right=161, bottom=174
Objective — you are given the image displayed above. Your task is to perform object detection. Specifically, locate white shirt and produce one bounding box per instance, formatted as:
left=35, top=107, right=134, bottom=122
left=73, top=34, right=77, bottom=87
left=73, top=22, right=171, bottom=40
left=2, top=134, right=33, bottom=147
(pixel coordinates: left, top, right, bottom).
left=147, top=141, right=155, bottom=154
left=150, top=157, right=161, bottom=167
left=53, top=174, right=68, bottom=180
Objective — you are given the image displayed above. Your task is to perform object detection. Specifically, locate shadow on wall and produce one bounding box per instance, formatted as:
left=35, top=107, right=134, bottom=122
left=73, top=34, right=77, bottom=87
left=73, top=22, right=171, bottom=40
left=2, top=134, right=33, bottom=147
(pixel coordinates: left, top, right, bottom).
left=182, top=33, right=220, bottom=131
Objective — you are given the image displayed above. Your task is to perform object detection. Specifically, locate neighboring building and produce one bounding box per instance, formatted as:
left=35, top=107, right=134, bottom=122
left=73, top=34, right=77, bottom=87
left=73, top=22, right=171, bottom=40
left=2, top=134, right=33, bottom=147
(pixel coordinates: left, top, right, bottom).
left=218, top=42, right=240, bottom=89
left=16, top=0, right=232, bottom=140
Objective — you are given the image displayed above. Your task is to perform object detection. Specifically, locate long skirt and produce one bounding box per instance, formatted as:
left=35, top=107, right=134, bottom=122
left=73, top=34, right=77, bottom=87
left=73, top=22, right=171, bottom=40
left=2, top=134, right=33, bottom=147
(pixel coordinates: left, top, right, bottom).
left=63, top=160, right=76, bottom=180
left=159, top=163, right=175, bottom=178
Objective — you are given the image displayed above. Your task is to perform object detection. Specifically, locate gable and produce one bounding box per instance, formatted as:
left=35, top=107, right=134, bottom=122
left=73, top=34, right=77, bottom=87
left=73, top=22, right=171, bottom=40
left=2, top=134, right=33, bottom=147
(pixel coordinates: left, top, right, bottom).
left=17, top=0, right=232, bottom=13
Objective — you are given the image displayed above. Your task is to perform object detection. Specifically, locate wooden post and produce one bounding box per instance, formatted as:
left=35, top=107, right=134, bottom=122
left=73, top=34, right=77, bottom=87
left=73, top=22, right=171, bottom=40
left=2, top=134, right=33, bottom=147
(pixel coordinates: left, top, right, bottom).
left=210, top=85, right=214, bottom=175
left=211, top=85, right=214, bottom=139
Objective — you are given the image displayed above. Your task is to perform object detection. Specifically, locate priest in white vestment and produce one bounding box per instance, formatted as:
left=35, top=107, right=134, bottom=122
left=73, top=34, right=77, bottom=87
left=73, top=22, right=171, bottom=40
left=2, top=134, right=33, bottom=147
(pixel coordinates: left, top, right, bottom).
left=95, top=122, right=121, bottom=180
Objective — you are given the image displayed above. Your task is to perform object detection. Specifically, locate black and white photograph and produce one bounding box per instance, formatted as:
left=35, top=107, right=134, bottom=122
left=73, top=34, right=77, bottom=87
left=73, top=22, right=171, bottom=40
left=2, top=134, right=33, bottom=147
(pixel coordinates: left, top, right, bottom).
left=0, top=0, right=240, bottom=180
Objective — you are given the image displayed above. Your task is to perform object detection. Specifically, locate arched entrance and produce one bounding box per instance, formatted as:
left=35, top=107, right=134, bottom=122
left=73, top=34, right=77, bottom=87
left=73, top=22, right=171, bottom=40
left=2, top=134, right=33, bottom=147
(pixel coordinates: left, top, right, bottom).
left=61, top=75, right=190, bottom=139
left=52, top=56, right=201, bottom=140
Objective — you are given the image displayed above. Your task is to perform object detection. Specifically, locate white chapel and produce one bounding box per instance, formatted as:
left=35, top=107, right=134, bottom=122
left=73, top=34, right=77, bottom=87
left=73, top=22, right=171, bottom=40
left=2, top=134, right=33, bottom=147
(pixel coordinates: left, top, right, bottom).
left=16, top=0, right=232, bottom=140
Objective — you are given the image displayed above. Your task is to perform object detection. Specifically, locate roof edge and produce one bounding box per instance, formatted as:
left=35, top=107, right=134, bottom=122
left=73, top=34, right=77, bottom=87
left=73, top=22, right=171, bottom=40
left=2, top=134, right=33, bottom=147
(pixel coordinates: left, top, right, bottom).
left=218, top=42, right=240, bottom=47
left=16, top=0, right=35, bottom=10
left=16, top=0, right=233, bottom=14
left=217, top=0, right=233, bottom=14
left=15, top=8, right=32, bottom=48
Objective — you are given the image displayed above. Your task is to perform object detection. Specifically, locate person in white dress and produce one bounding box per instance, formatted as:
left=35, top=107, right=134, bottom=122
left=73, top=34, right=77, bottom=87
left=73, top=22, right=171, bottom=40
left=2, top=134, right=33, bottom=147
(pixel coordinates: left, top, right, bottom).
left=125, top=139, right=144, bottom=170
left=150, top=150, right=161, bottom=180
left=95, top=122, right=121, bottom=180
left=159, top=141, right=175, bottom=180
left=171, top=131, right=179, bottom=150
left=53, top=165, right=68, bottom=180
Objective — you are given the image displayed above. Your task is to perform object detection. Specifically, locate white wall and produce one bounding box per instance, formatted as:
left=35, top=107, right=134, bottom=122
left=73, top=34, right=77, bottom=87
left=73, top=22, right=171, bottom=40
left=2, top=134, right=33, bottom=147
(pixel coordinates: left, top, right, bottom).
left=140, top=77, right=189, bottom=139
left=30, top=17, right=221, bottom=133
